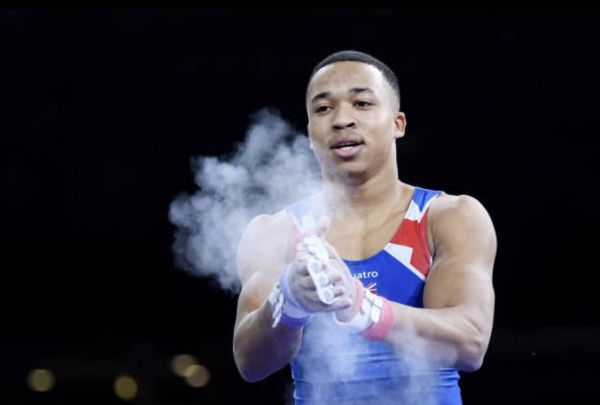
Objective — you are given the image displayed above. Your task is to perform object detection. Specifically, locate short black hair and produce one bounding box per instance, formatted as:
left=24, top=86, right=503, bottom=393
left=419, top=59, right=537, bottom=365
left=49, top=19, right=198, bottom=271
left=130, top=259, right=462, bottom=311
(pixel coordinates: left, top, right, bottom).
left=307, top=50, right=401, bottom=110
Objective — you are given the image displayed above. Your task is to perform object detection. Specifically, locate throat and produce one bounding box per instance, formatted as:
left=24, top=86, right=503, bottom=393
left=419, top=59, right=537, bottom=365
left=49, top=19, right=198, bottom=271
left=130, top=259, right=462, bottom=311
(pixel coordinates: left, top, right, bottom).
left=324, top=179, right=411, bottom=220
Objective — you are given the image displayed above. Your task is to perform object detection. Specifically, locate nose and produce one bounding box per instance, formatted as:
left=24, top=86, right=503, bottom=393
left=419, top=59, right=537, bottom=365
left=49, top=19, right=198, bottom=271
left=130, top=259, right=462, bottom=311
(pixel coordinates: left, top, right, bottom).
left=332, top=105, right=356, bottom=130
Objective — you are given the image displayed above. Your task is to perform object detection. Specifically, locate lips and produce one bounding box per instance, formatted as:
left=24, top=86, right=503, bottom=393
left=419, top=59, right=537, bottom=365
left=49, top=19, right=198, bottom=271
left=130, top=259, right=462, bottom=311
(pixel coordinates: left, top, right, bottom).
left=329, top=137, right=364, bottom=159
left=330, top=137, right=364, bottom=150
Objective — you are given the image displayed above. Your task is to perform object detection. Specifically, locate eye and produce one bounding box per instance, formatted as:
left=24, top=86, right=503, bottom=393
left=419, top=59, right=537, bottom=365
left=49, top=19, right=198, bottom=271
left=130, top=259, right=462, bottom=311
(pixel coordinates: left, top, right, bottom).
left=355, top=100, right=373, bottom=108
left=314, top=105, right=331, bottom=113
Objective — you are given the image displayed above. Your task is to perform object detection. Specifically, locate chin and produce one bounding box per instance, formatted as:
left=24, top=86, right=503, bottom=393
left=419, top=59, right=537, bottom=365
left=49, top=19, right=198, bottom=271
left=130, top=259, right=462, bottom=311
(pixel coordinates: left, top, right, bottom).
left=327, top=166, right=370, bottom=185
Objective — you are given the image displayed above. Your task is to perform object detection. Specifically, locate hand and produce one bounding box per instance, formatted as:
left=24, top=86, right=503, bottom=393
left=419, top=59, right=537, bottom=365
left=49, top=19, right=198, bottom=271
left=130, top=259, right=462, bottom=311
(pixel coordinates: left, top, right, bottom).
left=318, top=238, right=359, bottom=322
left=283, top=215, right=355, bottom=315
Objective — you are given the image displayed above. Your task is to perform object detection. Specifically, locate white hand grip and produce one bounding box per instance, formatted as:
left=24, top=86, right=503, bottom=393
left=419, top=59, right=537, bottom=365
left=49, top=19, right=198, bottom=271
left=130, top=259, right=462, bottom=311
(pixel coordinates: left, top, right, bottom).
left=306, top=258, right=336, bottom=304
left=304, top=235, right=329, bottom=261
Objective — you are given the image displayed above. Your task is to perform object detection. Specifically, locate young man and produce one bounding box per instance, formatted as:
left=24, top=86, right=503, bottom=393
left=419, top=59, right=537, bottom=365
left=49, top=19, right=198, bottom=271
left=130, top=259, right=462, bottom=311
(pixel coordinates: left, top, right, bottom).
left=233, top=50, right=497, bottom=404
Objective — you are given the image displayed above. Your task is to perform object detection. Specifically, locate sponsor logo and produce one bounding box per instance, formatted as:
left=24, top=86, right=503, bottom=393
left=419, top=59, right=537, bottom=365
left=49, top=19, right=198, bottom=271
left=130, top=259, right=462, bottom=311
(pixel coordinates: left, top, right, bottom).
left=353, top=270, right=379, bottom=280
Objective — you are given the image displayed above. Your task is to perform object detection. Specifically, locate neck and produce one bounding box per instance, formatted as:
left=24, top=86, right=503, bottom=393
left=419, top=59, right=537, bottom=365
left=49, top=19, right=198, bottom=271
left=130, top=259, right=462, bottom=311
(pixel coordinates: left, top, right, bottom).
left=321, top=163, right=406, bottom=222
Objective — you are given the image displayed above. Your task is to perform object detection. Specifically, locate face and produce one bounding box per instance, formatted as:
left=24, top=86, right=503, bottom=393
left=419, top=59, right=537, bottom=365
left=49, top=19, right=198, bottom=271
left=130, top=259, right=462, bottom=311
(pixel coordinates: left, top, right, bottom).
left=306, top=61, right=406, bottom=183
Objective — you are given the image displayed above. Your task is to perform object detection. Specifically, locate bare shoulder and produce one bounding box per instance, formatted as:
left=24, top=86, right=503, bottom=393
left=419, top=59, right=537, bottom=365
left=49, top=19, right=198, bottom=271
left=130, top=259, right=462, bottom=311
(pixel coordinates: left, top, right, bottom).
left=429, top=192, right=489, bottom=217
left=239, top=211, right=292, bottom=241
left=428, top=193, right=497, bottom=263
left=237, top=210, right=296, bottom=284
left=429, top=193, right=494, bottom=230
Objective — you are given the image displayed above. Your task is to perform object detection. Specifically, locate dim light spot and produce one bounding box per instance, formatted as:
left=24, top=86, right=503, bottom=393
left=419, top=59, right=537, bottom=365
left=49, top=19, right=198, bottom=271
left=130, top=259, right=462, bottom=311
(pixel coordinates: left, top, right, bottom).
left=27, top=369, right=55, bottom=392
left=184, top=364, right=210, bottom=388
left=114, top=374, right=138, bottom=400
left=171, top=354, right=198, bottom=377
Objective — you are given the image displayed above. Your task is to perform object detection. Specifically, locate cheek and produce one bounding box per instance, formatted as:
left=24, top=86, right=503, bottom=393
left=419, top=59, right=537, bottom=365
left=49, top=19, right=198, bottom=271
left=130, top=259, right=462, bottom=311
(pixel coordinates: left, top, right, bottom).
left=309, top=140, right=328, bottom=158
left=307, top=122, right=326, bottom=144
left=307, top=120, right=321, bottom=134
left=372, top=118, right=397, bottom=140
left=306, top=129, right=329, bottom=161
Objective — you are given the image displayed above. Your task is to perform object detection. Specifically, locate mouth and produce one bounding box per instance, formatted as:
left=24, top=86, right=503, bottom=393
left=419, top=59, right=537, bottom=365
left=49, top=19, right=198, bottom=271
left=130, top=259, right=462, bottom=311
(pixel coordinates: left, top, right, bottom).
left=330, top=139, right=365, bottom=150
left=329, top=138, right=365, bottom=158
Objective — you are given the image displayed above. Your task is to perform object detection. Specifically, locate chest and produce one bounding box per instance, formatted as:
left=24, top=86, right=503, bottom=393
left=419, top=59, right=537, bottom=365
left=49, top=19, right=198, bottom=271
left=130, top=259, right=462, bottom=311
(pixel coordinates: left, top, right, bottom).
left=327, top=213, right=405, bottom=261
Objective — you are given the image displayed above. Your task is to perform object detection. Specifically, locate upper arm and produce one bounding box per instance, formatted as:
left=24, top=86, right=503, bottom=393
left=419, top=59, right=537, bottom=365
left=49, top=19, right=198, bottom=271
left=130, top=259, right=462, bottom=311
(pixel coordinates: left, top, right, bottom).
left=424, top=194, right=497, bottom=331
left=234, top=212, right=295, bottom=329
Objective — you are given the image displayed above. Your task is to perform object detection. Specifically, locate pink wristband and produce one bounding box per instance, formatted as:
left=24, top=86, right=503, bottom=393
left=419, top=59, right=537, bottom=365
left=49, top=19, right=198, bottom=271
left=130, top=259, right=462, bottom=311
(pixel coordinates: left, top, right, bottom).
left=360, top=296, right=395, bottom=340
left=336, top=279, right=396, bottom=341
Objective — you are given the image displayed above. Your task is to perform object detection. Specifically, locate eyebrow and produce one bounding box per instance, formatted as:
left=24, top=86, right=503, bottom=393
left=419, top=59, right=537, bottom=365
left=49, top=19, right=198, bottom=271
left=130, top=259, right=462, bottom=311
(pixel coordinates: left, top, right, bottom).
left=310, top=87, right=375, bottom=104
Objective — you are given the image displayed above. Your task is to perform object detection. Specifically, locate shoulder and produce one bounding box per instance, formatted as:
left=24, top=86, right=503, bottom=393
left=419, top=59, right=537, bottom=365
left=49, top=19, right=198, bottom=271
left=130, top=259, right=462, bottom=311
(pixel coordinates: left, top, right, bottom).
left=240, top=210, right=295, bottom=243
left=428, top=192, right=497, bottom=256
left=429, top=192, right=490, bottom=222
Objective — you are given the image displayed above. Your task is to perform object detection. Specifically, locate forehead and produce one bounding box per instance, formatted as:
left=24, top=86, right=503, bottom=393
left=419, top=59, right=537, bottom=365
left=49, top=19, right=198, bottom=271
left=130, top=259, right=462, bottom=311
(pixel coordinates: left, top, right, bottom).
left=307, top=61, right=387, bottom=98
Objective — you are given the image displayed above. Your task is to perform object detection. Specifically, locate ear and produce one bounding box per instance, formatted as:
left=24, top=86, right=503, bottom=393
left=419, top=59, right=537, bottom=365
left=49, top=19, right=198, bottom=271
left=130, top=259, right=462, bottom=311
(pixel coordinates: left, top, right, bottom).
left=392, top=112, right=406, bottom=140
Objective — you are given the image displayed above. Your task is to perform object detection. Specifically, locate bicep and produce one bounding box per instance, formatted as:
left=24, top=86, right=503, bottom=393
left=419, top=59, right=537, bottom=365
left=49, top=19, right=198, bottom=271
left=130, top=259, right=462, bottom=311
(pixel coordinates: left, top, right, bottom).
left=424, top=195, right=497, bottom=316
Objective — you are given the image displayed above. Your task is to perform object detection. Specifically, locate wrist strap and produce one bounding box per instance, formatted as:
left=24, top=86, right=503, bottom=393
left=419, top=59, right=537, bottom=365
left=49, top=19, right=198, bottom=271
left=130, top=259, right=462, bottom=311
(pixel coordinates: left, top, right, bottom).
left=335, top=280, right=395, bottom=340
left=269, top=264, right=312, bottom=328
left=360, top=296, right=395, bottom=340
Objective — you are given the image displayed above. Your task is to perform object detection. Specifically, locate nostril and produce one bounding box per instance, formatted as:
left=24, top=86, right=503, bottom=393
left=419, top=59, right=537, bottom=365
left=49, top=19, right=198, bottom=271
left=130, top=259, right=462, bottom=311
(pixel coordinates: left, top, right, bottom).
left=333, top=121, right=356, bottom=130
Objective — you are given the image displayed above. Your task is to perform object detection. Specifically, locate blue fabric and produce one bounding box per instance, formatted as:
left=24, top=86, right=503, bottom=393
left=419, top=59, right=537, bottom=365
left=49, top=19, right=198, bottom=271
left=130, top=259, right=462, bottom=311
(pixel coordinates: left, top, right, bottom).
left=287, top=187, right=461, bottom=404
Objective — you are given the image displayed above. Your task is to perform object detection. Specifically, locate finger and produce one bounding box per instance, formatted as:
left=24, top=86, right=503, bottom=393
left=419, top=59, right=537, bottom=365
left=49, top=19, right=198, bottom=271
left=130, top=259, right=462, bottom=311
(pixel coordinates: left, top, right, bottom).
left=331, top=284, right=347, bottom=298
left=312, top=285, right=349, bottom=305
left=325, top=261, right=352, bottom=283
left=303, top=292, right=332, bottom=308
left=315, top=215, right=331, bottom=237
left=295, top=251, right=312, bottom=262
left=304, top=260, right=341, bottom=289
left=305, top=296, right=349, bottom=312
left=290, top=257, right=310, bottom=272
left=331, top=297, right=353, bottom=310
left=296, top=242, right=308, bottom=254
left=297, top=275, right=317, bottom=291
left=325, top=267, right=343, bottom=285
left=289, top=214, right=305, bottom=244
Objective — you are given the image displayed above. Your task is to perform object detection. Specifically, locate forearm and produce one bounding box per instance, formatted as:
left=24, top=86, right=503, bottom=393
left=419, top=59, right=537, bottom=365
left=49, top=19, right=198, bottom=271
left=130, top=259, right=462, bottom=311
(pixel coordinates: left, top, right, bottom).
left=233, top=299, right=303, bottom=382
left=385, top=303, right=490, bottom=372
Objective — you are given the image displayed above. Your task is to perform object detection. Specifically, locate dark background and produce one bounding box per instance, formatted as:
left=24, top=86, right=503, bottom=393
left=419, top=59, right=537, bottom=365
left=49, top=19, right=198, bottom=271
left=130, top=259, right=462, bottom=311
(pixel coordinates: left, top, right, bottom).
left=1, top=9, right=599, bottom=404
